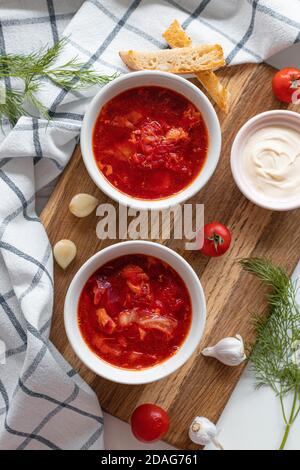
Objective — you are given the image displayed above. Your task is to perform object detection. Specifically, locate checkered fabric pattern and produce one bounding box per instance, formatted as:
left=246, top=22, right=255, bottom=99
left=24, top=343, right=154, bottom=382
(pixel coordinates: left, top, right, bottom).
left=0, top=0, right=299, bottom=451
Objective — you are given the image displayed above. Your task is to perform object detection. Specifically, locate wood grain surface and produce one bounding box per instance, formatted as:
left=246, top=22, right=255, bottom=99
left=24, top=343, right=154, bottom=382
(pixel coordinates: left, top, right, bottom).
left=40, top=63, right=300, bottom=449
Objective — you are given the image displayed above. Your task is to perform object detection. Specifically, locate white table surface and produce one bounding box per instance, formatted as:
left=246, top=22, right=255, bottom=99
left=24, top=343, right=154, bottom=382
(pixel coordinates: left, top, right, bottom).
left=36, top=44, right=300, bottom=451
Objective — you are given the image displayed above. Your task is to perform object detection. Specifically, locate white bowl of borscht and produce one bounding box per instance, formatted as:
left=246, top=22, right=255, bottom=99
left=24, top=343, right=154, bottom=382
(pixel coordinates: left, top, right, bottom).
left=81, top=71, right=221, bottom=209
left=64, top=241, right=206, bottom=384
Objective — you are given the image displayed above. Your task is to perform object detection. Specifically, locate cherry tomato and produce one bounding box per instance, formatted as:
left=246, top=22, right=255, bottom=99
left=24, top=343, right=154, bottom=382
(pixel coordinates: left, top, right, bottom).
left=272, top=67, right=300, bottom=103
left=199, top=222, right=231, bottom=257
left=131, top=403, right=169, bottom=442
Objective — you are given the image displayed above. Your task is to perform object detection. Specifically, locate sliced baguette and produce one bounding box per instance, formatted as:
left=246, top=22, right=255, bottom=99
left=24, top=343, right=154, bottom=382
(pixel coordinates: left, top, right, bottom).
left=119, top=44, right=225, bottom=74
left=162, top=19, right=192, bottom=48
left=163, top=20, right=230, bottom=113
left=194, top=70, right=230, bottom=113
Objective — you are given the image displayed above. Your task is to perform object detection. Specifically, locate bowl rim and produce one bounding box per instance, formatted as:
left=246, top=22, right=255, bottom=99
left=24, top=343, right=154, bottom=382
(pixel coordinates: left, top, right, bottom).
left=80, top=70, right=221, bottom=210
left=64, top=240, right=206, bottom=385
left=231, top=109, right=300, bottom=211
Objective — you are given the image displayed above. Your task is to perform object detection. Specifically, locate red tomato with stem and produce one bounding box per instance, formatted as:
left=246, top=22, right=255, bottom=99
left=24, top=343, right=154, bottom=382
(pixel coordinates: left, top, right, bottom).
left=131, top=404, right=169, bottom=442
left=272, top=67, right=300, bottom=103
left=200, top=222, right=231, bottom=257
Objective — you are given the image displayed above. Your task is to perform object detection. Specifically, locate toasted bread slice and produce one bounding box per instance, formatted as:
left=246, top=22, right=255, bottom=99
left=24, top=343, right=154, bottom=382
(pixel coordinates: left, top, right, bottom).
left=119, top=44, right=225, bottom=74
left=194, top=70, right=230, bottom=113
left=163, top=20, right=230, bottom=113
left=162, top=19, right=192, bottom=48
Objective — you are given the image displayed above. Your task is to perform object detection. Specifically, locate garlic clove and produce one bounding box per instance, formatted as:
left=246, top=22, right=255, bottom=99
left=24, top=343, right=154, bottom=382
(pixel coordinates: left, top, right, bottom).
left=189, top=416, right=223, bottom=450
left=53, top=239, right=77, bottom=270
left=69, top=193, right=99, bottom=218
left=202, top=334, right=246, bottom=366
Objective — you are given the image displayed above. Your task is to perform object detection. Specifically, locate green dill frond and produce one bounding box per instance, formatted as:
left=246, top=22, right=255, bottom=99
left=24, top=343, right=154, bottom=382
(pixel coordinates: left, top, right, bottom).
left=0, top=37, right=117, bottom=125
left=46, top=67, right=118, bottom=91
left=25, top=89, right=50, bottom=121
left=240, top=257, right=291, bottom=305
left=240, top=258, right=300, bottom=396
left=0, top=88, right=28, bottom=125
left=35, top=37, right=68, bottom=70
left=0, top=38, right=68, bottom=78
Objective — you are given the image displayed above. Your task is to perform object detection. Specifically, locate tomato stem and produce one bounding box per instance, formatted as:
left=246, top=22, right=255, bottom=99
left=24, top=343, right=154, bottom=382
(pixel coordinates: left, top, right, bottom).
left=207, top=232, right=224, bottom=253
left=290, top=74, right=300, bottom=89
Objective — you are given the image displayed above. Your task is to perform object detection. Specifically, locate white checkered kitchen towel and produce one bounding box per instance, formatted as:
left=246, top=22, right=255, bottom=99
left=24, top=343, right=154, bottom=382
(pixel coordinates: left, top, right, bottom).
left=0, top=0, right=299, bottom=451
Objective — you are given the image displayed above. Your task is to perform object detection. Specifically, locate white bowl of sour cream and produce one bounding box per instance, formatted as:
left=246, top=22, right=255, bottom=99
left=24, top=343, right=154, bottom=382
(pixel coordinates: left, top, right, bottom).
left=231, top=110, right=300, bottom=211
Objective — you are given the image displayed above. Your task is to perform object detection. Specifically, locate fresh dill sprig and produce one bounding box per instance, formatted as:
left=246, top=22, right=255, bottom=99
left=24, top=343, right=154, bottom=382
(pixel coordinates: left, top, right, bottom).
left=0, top=37, right=117, bottom=125
left=0, top=88, right=27, bottom=124
left=240, top=258, right=300, bottom=450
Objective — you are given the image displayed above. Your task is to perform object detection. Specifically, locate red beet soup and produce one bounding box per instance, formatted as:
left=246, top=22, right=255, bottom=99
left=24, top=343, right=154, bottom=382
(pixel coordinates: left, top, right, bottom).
left=78, top=254, right=192, bottom=369
left=92, top=86, right=208, bottom=199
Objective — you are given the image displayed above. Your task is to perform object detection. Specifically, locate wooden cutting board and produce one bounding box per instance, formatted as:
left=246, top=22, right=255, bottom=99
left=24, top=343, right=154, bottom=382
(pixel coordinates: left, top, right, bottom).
left=40, top=63, right=300, bottom=449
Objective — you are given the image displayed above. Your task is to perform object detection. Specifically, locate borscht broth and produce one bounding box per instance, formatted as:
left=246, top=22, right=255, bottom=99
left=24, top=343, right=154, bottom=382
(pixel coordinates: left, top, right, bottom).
left=78, top=254, right=192, bottom=370
left=92, top=86, right=208, bottom=199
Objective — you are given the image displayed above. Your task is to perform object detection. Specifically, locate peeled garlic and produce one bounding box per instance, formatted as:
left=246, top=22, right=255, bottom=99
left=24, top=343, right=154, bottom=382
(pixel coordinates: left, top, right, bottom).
left=53, top=239, right=77, bottom=270
left=202, top=334, right=246, bottom=366
left=189, top=416, right=223, bottom=450
left=69, top=193, right=99, bottom=218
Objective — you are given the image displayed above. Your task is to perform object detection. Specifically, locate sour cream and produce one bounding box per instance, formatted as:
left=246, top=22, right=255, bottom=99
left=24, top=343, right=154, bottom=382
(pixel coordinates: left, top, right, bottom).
left=242, top=125, right=300, bottom=200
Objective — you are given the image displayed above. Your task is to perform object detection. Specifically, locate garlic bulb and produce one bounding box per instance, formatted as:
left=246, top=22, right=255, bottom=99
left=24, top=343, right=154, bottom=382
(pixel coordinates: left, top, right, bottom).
left=69, top=193, right=99, bottom=218
left=202, top=334, right=246, bottom=366
left=189, top=416, right=223, bottom=450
